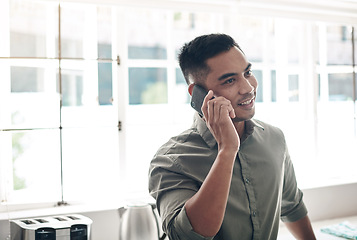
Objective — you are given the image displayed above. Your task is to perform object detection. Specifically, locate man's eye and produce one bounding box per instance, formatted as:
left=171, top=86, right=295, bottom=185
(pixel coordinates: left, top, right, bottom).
left=245, top=70, right=252, bottom=77
left=224, top=78, right=234, bottom=84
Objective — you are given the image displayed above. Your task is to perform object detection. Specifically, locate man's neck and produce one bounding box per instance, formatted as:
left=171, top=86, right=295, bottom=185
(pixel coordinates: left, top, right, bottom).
left=234, top=121, right=246, bottom=138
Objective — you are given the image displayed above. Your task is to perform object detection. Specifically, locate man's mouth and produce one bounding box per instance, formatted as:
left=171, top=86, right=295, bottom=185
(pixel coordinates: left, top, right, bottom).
left=238, top=97, right=255, bottom=106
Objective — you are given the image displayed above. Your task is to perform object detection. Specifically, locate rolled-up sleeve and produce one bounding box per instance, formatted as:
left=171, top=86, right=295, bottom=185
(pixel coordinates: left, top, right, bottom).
left=171, top=207, right=214, bottom=240
left=280, top=147, right=308, bottom=222
left=149, top=153, right=213, bottom=240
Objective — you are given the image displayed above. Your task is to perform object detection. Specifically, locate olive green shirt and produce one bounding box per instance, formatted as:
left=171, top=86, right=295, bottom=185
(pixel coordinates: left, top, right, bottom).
left=149, top=113, right=307, bottom=240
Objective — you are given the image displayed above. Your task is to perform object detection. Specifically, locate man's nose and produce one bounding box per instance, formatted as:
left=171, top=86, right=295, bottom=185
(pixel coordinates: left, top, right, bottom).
left=238, top=78, right=254, bottom=95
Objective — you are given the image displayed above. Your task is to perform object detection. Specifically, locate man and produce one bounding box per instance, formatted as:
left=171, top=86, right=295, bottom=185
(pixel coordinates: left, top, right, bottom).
left=149, top=33, right=316, bottom=239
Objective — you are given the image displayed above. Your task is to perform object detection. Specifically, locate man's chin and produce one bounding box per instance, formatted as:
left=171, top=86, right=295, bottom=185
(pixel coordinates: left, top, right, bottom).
left=232, top=110, right=255, bottom=122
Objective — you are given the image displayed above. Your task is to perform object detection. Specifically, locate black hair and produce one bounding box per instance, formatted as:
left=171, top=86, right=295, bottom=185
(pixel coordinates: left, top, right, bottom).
left=178, top=33, right=243, bottom=85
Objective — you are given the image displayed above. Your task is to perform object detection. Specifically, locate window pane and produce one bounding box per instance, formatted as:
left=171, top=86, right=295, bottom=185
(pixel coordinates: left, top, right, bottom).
left=317, top=101, right=356, bottom=181
left=271, top=70, right=277, bottom=102
left=288, top=74, right=299, bottom=102
left=267, top=20, right=276, bottom=64
left=355, top=26, right=357, bottom=65
left=232, top=17, right=265, bottom=63
left=328, top=73, right=353, bottom=101
left=253, top=70, right=263, bottom=102
left=129, top=68, right=167, bottom=104
left=327, top=25, right=353, bottom=65
left=287, top=21, right=301, bottom=64
left=58, top=6, right=85, bottom=58
left=11, top=66, right=44, bottom=92
left=125, top=123, right=184, bottom=195
left=9, top=94, right=60, bottom=129
left=97, top=6, right=112, bottom=59
left=98, top=62, right=113, bottom=105
left=172, top=12, right=219, bottom=58
left=318, top=74, right=321, bottom=100
left=9, top=0, right=57, bottom=58
left=60, top=65, right=117, bottom=128
left=10, top=67, right=60, bottom=128
left=10, top=129, right=61, bottom=202
left=175, top=68, right=190, bottom=104
left=62, top=127, right=119, bottom=201
left=127, top=9, right=167, bottom=59
left=60, top=70, right=84, bottom=107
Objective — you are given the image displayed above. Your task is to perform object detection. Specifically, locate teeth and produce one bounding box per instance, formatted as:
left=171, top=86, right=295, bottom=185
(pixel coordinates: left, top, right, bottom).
left=239, top=99, right=252, bottom=105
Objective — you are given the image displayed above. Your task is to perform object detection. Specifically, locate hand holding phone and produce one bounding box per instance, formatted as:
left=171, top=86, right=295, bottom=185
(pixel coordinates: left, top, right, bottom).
left=190, top=84, right=239, bottom=152
left=190, top=84, right=236, bottom=119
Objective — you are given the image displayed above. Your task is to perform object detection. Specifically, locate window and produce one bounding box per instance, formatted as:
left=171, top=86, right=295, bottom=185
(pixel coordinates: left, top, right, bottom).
left=1, top=0, right=356, bottom=211
left=314, top=24, right=357, bottom=187
left=0, top=1, right=119, bottom=208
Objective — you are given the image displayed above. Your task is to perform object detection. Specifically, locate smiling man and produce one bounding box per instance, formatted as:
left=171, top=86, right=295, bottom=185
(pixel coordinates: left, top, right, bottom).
left=149, top=34, right=316, bottom=240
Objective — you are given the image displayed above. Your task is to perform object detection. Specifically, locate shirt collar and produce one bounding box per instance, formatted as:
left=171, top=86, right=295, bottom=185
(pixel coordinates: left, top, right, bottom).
left=193, top=113, right=264, bottom=149
left=246, top=119, right=264, bottom=134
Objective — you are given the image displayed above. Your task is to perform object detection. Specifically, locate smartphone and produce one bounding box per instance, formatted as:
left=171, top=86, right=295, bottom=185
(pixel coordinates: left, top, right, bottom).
left=190, top=84, right=210, bottom=116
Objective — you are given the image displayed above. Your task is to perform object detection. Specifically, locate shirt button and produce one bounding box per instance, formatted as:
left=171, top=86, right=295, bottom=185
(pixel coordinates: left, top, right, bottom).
left=252, top=211, right=257, bottom=217
left=245, top=178, right=250, bottom=184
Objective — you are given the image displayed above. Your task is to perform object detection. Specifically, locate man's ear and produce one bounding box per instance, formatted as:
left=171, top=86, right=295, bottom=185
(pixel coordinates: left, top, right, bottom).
left=188, top=83, right=195, bottom=96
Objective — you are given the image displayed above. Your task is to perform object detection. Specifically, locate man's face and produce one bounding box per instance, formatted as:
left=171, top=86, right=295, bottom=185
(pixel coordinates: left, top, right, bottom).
left=204, top=47, right=258, bottom=122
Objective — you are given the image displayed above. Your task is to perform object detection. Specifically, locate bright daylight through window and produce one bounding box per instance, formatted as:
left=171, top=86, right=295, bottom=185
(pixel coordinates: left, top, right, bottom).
left=0, top=0, right=356, bottom=212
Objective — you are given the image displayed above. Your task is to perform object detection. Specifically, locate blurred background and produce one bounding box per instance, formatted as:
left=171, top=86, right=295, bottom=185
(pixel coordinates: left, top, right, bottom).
left=0, top=0, right=356, bottom=238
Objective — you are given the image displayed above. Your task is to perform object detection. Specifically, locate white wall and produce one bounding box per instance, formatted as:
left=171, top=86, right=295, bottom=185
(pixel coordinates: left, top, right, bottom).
left=303, top=182, right=357, bottom=221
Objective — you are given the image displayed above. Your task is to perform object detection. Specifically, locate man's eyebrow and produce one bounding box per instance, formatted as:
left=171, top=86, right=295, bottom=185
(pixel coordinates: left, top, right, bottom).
left=245, top=63, right=252, bottom=71
left=217, top=63, right=252, bottom=81
left=218, top=72, right=237, bottom=81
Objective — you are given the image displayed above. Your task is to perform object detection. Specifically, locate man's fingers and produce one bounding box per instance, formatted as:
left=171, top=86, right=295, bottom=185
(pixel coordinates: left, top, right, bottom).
left=202, top=92, right=236, bottom=120
left=206, top=98, right=234, bottom=122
